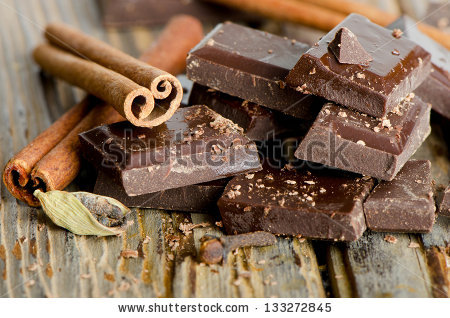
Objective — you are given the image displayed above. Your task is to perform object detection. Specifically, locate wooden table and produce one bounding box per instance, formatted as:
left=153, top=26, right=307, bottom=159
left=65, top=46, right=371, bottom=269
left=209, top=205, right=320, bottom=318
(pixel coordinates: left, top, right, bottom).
left=0, top=0, right=448, bottom=297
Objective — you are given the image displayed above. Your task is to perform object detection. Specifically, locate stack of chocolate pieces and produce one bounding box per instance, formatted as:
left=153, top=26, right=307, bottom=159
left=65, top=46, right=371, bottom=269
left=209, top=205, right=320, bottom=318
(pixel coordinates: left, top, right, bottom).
left=84, top=13, right=445, bottom=242
left=82, top=105, right=262, bottom=213
left=185, top=14, right=438, bottom=241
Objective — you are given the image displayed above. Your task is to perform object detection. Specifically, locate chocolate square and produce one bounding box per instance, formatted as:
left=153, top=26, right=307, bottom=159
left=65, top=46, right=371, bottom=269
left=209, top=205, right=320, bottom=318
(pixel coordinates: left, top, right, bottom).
left=364, top=160, right=436, bottom=232
left=286, top=14, right=432, bottom=118
left=294, top=95, right=431, bottom=180
left=79, top=105, right=262, bottom=196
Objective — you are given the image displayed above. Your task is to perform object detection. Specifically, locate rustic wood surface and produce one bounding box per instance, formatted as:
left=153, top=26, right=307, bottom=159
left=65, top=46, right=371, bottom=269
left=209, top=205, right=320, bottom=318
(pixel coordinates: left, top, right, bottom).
left=0, top=0, right=448, bottom=298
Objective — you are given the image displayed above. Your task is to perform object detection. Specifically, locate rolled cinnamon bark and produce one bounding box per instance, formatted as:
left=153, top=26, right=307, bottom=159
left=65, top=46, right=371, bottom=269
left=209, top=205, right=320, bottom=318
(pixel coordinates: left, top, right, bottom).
left=2, top=98, right=94, bottom=204
left=207, top=0, right=450, bottom=50
left=3, top=15, right=203, bottom=206
left=297, top=0, right=450, bottom=50
left=33, top=44, right=155, bottom=127
left=31, top=101, right=124, bottom=197
left=45, top=22, right=184, bottom=127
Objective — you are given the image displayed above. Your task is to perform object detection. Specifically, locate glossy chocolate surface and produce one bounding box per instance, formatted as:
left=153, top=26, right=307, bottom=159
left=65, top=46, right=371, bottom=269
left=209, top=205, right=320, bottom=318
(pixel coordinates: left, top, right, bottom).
left=94, top=171, right=228, bottom=212
left=294, top=95, right=431, bottom=180
left=186, top=22, right=324, bottom=120
left=286, top=14, right=432, bottom=118
left=388, top=16, right=450, bottom=120
left=218, top=163, right=374, bottom=241
left=79, top=105, right=262, bottom=196
left=364, top=160, right=435, bottom=232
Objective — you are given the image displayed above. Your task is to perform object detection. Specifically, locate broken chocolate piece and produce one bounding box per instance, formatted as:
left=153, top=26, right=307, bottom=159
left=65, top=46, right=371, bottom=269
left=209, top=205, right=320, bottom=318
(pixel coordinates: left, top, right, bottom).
left=187, top=22, right=323, bottom=120
left=286, top=14, right=432, bottom=118
left=294, top=95, right=431, bottom=181
left=94, top=170, right=228, bottom=212
left=364, top=160, right=436, bottom=232
left=439, top=185, right=450, bottom=217
left=328, top=27, right=372, bottom=65
left=189, top=83, right=311, bottom=141
left=387, top=15, right=450, bottom=120
left=218, top=163, right=374, bottom=241
left=79, top=105, right=262, bottom=196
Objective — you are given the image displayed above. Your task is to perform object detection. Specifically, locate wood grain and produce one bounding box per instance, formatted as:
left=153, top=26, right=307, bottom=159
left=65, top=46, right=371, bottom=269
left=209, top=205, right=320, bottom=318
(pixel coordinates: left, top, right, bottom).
left=0, top=0, right=448, bottom=298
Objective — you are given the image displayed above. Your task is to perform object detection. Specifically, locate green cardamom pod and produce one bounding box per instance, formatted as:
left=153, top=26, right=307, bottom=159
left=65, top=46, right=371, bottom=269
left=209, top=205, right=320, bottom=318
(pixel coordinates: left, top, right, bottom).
left=33, top=189, right=130, bottom=236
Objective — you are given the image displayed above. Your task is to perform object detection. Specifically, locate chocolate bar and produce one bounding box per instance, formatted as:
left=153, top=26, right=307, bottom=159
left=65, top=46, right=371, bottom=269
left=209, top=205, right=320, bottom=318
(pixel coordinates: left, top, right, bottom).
left=94, top=171, right=228, bottom=212
left=294, top=95, right=431, bottom=181
left=188, top=83, right=311, bottom=141
left=217, top=163, right=374, bottom=241
left=99, top=0, right=253, bottom=27
left=285, top=14, right=432, bottom=118
left=439, top=185, right=450, bottom=217
left=186, top=22, right=323, bottom=120
left=387, top=16, right=450, bottom=120
left=364, top=160, right=436, bottom=232
left=79, top=105, right=262, bottom=196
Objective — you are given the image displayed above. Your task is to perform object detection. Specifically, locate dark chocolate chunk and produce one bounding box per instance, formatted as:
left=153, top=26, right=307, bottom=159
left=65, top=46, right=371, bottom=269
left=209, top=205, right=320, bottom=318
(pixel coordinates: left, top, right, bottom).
left=79, top=105, right=262, bottom=196
left=285, top=14, right=432, bottom=118
left=439, top=185, right=450, bottom=217
left=364, top=160, right=436, bottom=233
left=218, top=163, right=374, bottom=241
left=294, top=95, right=431, bottom=181
left=99, top=0, right=254, bottom=27
left=188, top=83, right=312, bottom=141
left=328, top=27, right=372, bottom=65
left=387, top=15, right=450, bottom=120
left=186, top=22, right=324, bottom=120
left=94, top=171, right=228, bottom=213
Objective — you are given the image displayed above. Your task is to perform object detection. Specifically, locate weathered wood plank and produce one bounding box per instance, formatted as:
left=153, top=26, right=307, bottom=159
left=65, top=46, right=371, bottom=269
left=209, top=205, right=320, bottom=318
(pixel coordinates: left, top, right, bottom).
left=1, top=0, right=445, bottom=298
left=327, top=124, right=450, bottom=297
left=413, top=124, right=450, bottom=298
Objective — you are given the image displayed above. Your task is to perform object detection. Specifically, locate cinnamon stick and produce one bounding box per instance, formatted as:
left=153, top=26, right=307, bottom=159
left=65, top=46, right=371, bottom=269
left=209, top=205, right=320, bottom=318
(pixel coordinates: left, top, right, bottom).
left=206, top=0, right=345, bottom=31
left=3, top=15, right=203, bottom=206
left=33, top=44, right=155, bottom=127
left=140, top=14, right=204, bottom=76
left=207, top=0, right=450, bottom=50
left=296, top=0, right=450, bottom=50
left=2, top=98, right=94, bottom=204
left=45, top=22, right=184, bottom=127
left=31, top=101, right=124, bottom=197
